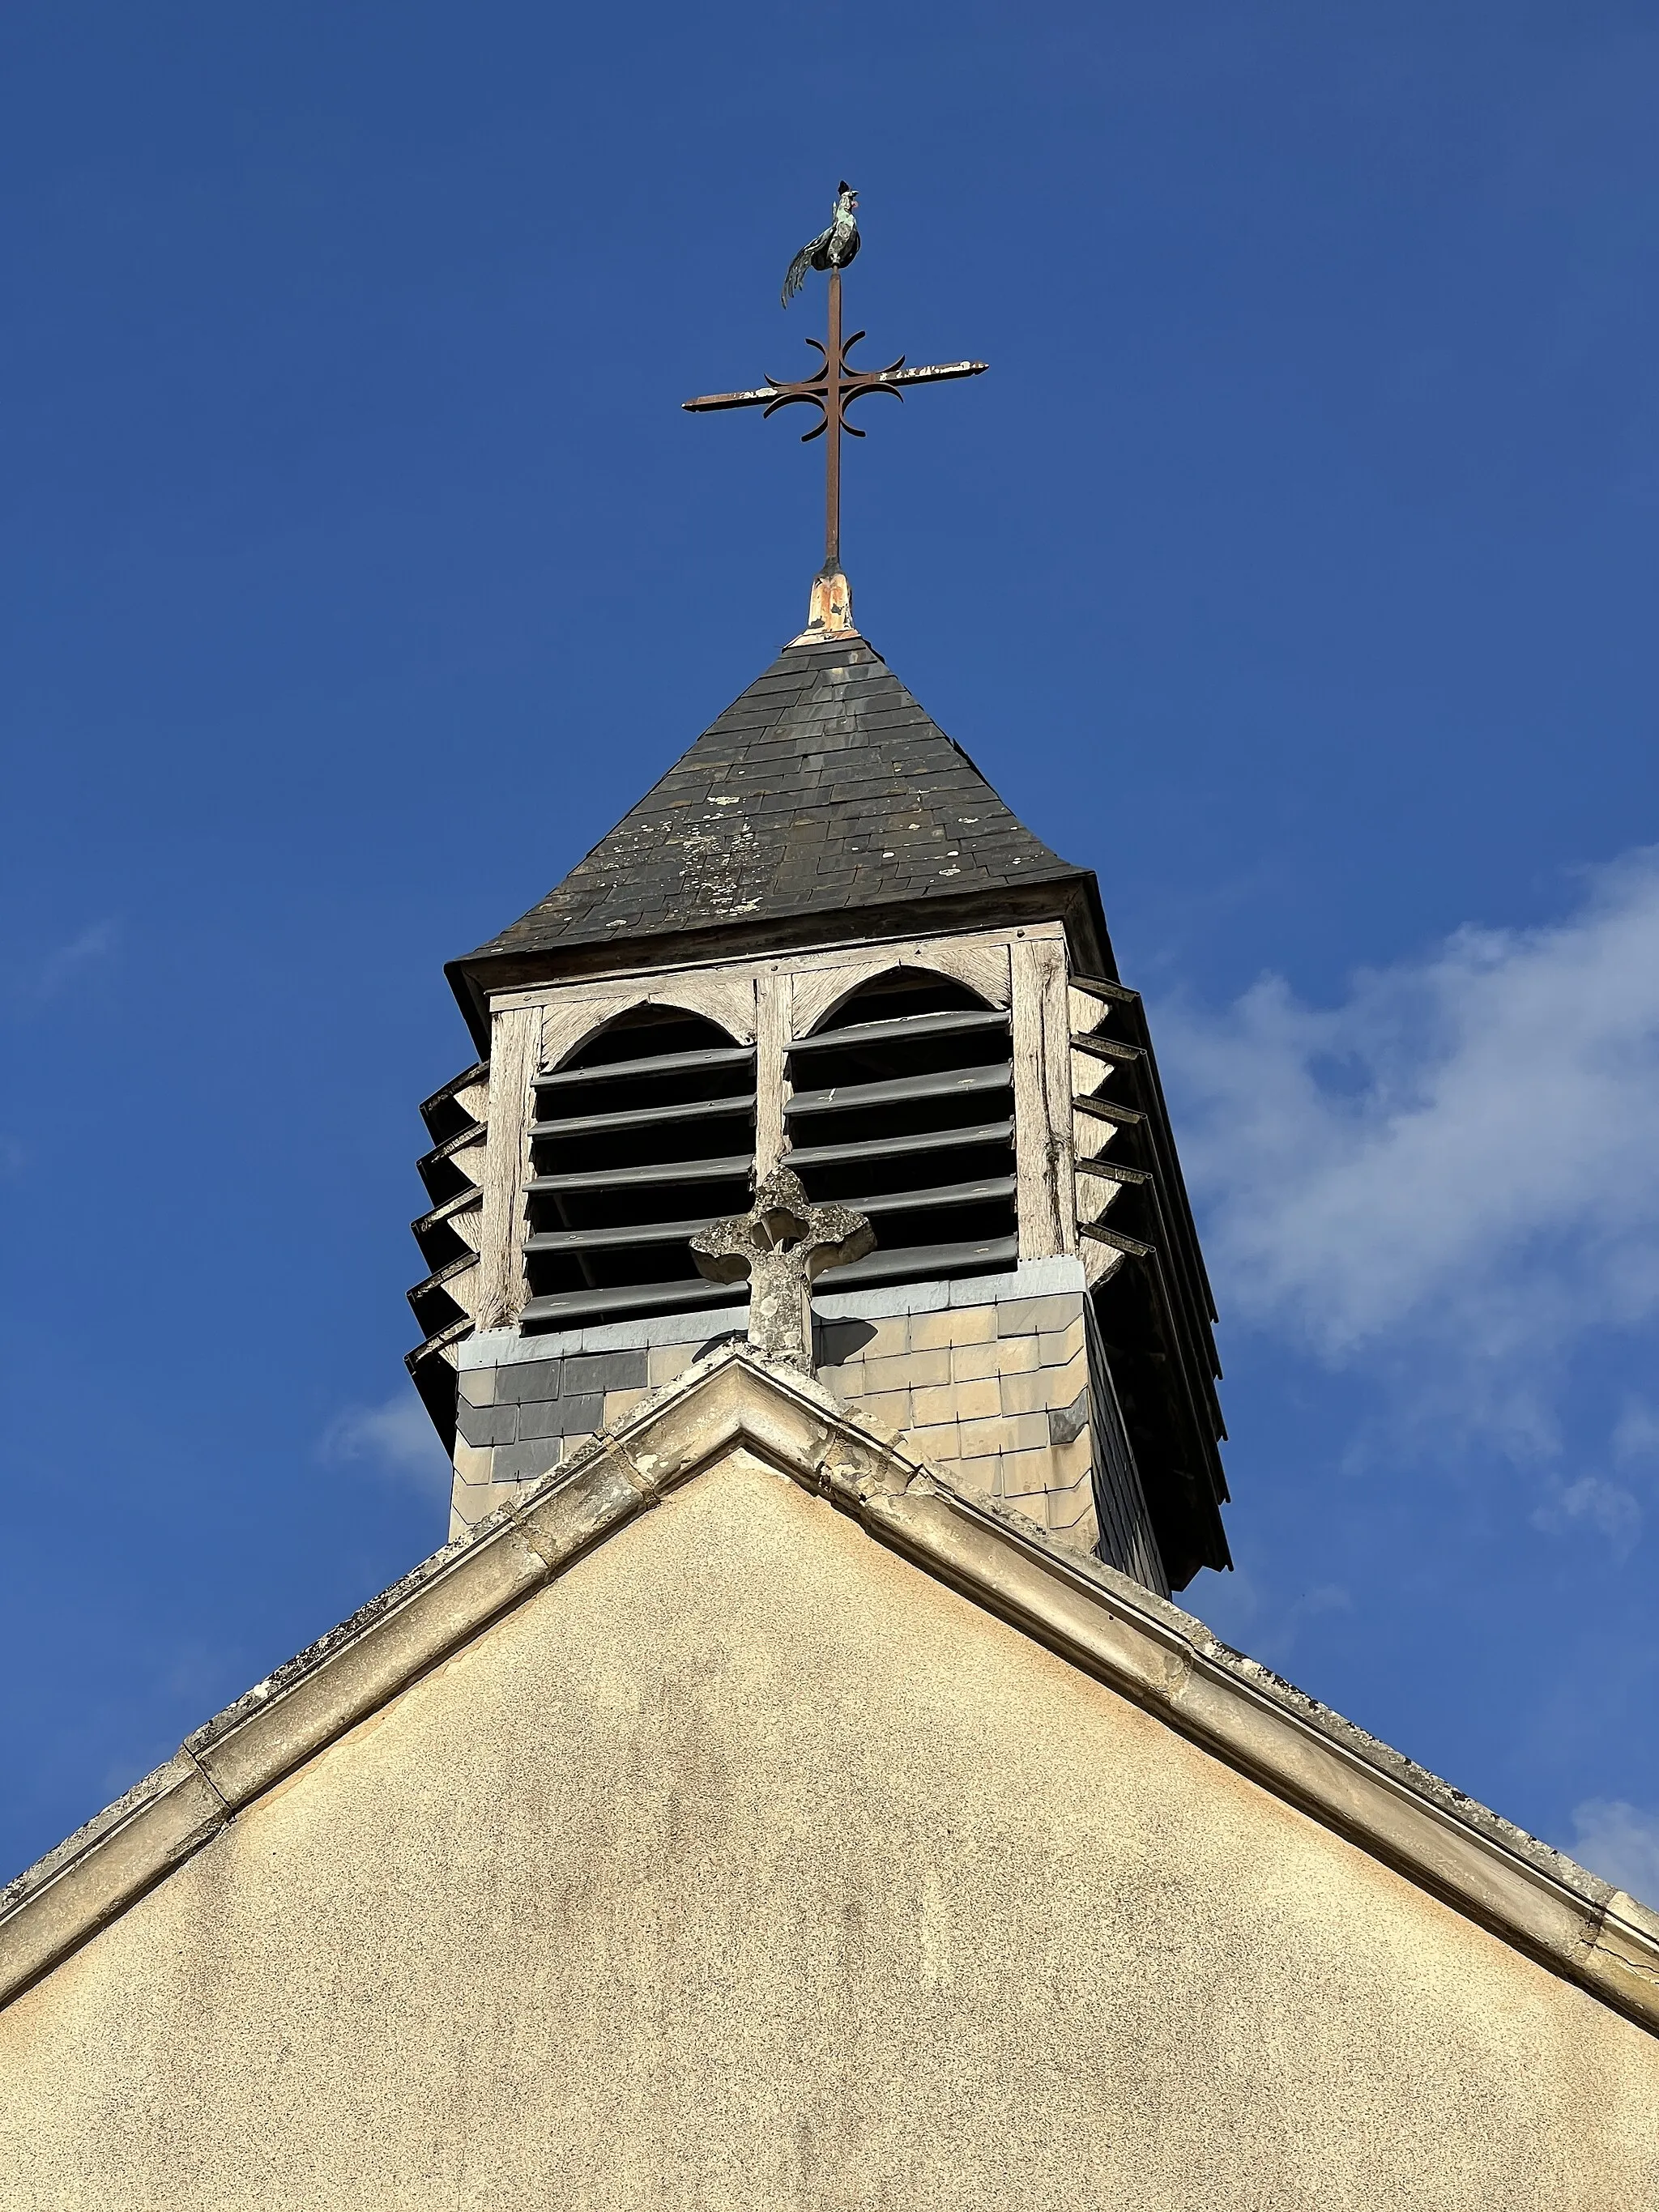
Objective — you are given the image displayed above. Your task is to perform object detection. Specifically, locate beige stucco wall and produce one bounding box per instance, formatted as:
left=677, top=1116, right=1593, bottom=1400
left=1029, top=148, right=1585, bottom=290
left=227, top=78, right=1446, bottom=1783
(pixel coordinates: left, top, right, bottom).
left=2, top=1451, right=1655, bottom=2210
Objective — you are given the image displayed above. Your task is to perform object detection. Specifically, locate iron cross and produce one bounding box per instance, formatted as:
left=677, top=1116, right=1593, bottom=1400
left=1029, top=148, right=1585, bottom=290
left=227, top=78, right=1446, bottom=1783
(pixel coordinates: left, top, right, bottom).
left=682, top=249, right=987, bottom=578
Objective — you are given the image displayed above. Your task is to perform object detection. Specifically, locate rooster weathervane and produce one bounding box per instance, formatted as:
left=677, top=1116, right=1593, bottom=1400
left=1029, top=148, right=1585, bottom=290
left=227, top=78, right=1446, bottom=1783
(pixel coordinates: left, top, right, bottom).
left=683, top=185, right=987, bottom=615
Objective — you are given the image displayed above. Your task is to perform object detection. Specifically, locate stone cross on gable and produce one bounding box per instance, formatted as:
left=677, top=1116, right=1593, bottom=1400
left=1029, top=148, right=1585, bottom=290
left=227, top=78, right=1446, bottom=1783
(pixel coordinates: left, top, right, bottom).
left=690, top=1168, right=874, bottom=1372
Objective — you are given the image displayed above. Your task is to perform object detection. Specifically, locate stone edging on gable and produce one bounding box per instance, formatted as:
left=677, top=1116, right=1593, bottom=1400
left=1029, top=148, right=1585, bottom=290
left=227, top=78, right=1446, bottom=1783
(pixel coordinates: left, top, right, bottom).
left=2, top=1346, right=1657, bottom=2033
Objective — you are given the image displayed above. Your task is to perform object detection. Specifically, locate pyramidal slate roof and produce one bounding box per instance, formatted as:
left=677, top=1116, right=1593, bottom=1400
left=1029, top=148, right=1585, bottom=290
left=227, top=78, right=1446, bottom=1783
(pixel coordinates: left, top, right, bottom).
left=464, top=633, right=1091, bottom=973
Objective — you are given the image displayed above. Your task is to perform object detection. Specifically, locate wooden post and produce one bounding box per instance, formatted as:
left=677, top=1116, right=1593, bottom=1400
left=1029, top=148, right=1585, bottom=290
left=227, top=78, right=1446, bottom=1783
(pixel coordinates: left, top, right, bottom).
left=1036, top=936, right=1077, bottom=1255
left=754, top=970, right=792, bottom=1178
left=1011, top=936, right=1074, bottom=1259
left=1011, top=940, right=1056, bottom=1259
left=476, top=1003, right=543, bottom=1332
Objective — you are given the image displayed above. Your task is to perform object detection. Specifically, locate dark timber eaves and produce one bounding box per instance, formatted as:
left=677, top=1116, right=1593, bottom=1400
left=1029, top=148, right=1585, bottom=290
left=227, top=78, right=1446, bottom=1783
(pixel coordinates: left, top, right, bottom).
left=449, top=633, right=1113, bottom=1043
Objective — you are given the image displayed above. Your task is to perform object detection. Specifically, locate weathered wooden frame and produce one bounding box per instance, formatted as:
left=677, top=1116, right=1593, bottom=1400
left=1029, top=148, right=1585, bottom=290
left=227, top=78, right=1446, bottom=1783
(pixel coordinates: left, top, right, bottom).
left=472, top=923, right=1081, bottom=1339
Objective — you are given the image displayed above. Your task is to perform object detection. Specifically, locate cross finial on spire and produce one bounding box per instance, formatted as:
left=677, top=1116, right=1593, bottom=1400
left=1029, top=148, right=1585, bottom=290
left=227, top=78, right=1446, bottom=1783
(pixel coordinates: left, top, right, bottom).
left=683, top=190, right=987, bottom=637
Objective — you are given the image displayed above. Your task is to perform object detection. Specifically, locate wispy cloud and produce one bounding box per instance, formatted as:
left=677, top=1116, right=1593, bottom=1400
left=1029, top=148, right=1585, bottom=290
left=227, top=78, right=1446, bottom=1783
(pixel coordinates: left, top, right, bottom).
left=1614, top=1399, right=1659, bottom=1465
left=1571, top=1799, right=1659, bottom=1903
left=1530, top=1473, right=1643, bottom=1552
left=321, top=1387, right=451, bottom=1499
left=1529, top=1396, right=1659, bottom=1554
left=1206, top=1574, right=1352, bottom=1669
left=1160, top=847, right=1659, bottom=1465
left=0, top=925, right=123, bottom=1181
left=22, top=919, right=122, bottom=1003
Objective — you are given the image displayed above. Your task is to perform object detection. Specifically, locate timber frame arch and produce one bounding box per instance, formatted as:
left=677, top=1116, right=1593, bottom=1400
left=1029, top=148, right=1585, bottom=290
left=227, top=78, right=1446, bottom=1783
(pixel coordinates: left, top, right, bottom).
left=787, top=941, right=1012, bottom=1038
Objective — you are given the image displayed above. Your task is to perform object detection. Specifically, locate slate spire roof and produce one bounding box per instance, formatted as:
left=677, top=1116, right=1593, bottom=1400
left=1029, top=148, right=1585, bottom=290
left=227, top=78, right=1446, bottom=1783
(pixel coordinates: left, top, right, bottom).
left=462, top=633, right=1094, bottom=977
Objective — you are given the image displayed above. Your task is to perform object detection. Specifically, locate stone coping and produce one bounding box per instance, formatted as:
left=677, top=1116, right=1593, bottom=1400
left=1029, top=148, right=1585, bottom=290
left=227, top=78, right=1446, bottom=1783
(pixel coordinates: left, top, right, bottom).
left=2, top=1346, right=1657, bottom=2034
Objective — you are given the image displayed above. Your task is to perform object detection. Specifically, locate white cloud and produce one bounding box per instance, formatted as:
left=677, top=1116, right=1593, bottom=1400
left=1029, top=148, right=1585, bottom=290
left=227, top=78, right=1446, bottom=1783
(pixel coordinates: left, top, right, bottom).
left=1205, top=1572, right=1353, bottom=1667
left=1613, top=1398, right=1659, bottom=1466
left=1529, top=1398, right=1659, bottom=1552
left=1160, top=846, right=1659, bottom=1459
left=322, top=1387, right=452, bottom=1499
left=1570, top=1799, right=1659, bottom=1903
left=1530, top=1473, right=1642, bottom=1551
left=28, top=919, right=121, bottom=1001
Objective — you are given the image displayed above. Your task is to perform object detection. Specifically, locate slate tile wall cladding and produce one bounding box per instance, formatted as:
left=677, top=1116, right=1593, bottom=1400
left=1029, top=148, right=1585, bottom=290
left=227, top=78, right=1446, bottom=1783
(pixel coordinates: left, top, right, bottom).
left=816, top=1294, right=1099, bottom=1551
left=448, top=1286, right=1166, bottom=1580
left=454, top=1350, right=648, bottom=1488
left=450, top=1323, right=748, bottom=1533
left=1082, top=1297, right=1171, bottom=1596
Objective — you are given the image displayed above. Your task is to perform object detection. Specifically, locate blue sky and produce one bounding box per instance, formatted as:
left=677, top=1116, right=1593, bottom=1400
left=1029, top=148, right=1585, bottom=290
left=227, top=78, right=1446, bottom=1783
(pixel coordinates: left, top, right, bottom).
left=3, top=1, right=1657, bottom=1898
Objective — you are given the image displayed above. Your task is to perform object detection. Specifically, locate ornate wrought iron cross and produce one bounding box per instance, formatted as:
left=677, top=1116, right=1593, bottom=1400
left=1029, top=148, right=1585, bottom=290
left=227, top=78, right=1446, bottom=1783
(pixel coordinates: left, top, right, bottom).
left=682, top=260, right=987, bottom=582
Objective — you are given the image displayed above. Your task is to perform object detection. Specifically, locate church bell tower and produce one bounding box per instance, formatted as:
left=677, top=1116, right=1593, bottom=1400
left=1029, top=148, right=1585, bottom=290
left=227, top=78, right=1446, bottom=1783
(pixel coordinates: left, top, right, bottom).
left=404, top=201, right=1230, bottom=1595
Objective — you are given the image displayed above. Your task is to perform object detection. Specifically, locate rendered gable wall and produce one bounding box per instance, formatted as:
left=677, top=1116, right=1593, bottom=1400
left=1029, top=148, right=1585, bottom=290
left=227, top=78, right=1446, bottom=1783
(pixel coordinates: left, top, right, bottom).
left=1, top=1449, right=1654, bottom=2210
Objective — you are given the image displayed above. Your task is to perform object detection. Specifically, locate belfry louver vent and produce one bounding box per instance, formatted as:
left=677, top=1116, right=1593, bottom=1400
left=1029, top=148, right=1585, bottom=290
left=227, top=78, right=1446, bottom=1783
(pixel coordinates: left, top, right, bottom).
left=521, top=1005, right=756, bottom=1330
left=787, top=971, right=1017, bottom=1291
left=404, top=1061, right=489, bottom=1454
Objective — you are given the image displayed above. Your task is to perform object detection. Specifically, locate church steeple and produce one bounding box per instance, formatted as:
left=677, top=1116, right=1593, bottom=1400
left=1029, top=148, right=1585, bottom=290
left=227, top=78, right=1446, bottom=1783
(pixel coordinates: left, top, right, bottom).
left=407, top=193, right=1227, bottom=1594
left=409, top=621, right=1228, bottom=1595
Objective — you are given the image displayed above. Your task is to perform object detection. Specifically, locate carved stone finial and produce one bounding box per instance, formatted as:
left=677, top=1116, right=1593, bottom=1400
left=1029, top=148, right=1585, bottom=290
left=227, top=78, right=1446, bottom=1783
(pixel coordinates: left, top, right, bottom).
left=690, top=1166, right=874, bottom=1372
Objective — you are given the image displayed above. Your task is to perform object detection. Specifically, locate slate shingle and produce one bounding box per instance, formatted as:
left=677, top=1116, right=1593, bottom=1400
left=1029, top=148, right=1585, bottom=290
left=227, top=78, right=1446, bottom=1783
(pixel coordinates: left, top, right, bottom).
left=470, top=636, right=1082, bottom=961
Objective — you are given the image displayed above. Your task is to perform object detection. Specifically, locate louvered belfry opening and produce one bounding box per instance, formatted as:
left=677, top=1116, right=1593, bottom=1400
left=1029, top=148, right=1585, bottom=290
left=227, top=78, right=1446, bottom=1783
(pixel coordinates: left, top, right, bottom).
left=409, top=1069, right=484, bottom=1337
left=522, top=1006, right=756, bottom=1330
left=406, top=1063, right=488, bottom=1452
left=787, top=970, right=1018, bottom=1291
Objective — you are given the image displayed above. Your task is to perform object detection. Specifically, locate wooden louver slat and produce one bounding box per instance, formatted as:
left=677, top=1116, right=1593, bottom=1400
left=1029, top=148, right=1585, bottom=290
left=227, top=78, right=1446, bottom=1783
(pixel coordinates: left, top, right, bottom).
left=522, top=1276, right=747, bottom=1326
left=785, top=1062, right=1013, bottom=1118
left=527, top=1154, right=753, bottom=1196
left=786, top=1007, right=1009, bottom=1055
left=785, top=1119, right=1014, bottom=1170
left=817, top=1234, right=1021, bottom=1289
left=530, top=1092, right=755, bottom=1142
left=534, top=1043, right=755, bottom=1093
